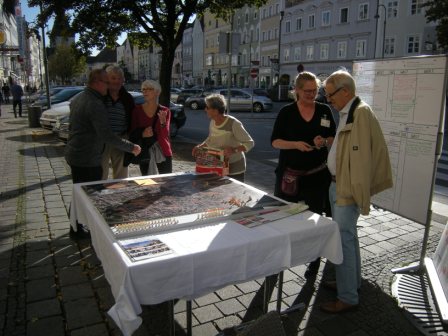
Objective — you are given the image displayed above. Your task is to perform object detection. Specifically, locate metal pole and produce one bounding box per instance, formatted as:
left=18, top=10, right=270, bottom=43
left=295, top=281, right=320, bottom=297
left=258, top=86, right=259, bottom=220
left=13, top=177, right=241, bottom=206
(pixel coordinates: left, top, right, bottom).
left=227, top=16, right=233, bottom=114
left=382, top=12, right=386, bottom=59
left=39, top=2, right=51, bottom=109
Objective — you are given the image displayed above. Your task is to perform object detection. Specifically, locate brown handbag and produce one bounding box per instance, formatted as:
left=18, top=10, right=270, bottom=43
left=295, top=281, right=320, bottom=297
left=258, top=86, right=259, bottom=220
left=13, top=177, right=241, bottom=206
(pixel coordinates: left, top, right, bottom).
left=281, top=163, right=327, bottom=196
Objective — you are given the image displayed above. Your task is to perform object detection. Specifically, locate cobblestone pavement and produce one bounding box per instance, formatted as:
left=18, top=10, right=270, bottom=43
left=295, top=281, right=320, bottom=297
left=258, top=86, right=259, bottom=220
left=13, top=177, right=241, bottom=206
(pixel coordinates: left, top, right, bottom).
left=0, top=105, right=447, bottom=336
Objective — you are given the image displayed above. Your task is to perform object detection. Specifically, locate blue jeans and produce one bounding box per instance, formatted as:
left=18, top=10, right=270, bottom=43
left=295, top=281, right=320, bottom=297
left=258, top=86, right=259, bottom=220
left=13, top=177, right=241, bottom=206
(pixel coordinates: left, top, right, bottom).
left=329, top=182, right=361, bottom=305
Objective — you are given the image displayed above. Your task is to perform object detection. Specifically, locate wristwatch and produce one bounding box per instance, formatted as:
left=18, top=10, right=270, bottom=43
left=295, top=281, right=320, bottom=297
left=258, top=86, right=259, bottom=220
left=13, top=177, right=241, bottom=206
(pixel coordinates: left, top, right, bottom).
left=324, top=138, right=328, bottom=147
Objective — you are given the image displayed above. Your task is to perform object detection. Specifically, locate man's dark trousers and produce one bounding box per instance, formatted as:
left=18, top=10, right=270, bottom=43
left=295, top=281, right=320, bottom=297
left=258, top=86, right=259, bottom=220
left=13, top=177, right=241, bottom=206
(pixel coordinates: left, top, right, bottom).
left=13, top=99, right=22, bottom=118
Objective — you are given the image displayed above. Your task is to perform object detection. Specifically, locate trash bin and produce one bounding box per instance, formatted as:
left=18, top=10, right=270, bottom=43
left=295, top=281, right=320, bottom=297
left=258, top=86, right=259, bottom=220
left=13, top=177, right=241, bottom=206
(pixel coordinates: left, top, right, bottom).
left=28, top=106, right=42, bottom=128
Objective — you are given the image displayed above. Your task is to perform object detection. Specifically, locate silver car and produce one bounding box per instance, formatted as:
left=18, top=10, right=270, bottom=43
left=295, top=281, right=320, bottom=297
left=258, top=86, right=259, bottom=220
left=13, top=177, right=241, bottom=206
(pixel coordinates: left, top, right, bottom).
left=215, top=89, right=273, bottom=113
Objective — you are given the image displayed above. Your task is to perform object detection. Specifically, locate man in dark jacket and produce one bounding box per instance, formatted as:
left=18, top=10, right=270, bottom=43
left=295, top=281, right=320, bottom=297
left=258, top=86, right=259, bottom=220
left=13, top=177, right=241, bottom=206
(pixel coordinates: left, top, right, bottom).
left=65, top=69, right=141, bottom=237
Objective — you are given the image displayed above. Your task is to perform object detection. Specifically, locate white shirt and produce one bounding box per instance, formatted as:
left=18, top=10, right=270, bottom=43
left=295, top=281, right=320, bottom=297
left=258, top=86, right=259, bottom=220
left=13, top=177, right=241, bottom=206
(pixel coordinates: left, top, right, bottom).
left=327, top=97, right=356, bottom=176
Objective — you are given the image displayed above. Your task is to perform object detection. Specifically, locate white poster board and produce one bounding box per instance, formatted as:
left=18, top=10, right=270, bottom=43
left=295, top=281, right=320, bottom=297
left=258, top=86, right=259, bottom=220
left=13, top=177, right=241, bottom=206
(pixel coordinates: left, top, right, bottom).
left=352, top=55, right=447, bottom=225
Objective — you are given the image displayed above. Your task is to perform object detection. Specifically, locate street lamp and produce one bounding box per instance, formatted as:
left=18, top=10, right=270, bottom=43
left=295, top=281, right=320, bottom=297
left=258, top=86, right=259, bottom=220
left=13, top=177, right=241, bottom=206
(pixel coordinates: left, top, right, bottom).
left=374, top=3, right=387, bottom=58
left=277, top=10, right=284, bottom=83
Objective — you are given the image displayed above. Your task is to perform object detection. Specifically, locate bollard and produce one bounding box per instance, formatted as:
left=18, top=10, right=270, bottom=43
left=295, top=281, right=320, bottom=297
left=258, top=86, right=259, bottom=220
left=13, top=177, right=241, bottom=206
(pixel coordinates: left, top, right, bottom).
left=28, top=106, right=42, bottom=128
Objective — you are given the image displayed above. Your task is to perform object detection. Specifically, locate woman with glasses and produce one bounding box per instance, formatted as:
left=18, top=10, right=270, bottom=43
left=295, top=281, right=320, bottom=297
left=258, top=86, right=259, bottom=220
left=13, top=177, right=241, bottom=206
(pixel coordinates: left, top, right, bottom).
left=129, top=79, right=173, bottom=175
left=271, top=71, right=336, bottom=276
left=192, top=93, right=254, bottom=182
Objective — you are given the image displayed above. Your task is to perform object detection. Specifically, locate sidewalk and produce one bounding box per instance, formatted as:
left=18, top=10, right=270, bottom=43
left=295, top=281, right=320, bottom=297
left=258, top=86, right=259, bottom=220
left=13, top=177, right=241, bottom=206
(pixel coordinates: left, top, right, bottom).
left=0, top=104, right=446, bottom=336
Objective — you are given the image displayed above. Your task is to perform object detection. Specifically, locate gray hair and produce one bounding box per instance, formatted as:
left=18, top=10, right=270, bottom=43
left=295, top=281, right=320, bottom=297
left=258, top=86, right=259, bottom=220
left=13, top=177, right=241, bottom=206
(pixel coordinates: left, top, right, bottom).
left=141, top=79, right=161, bottom=93
left=324, top=70, right=356, bottom=95
left=205, top=94, right=227, bottom=114
left=105, top=64, right=124, bottom=79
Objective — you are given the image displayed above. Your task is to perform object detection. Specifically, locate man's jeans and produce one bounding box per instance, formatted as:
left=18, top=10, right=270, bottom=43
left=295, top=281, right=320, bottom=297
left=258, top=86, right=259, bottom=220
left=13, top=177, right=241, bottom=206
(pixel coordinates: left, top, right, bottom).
left=329, top=182, right=361, bottom=305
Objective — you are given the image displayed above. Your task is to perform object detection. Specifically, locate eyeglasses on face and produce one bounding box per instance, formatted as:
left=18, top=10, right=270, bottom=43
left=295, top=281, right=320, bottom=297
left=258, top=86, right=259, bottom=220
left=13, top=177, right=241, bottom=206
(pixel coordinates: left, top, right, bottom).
left=141, top=87, right=155, bottom=92
left=99, top=79, right=110, bottom=85
left=325, top=87, right=343, bottom=98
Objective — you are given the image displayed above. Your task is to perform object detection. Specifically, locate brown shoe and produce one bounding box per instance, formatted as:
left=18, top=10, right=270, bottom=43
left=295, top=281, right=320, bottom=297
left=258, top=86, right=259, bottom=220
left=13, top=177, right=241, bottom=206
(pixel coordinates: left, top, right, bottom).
left=322, top=280, right=337, bottom=291
left=320, top=300, right=358, bottom=313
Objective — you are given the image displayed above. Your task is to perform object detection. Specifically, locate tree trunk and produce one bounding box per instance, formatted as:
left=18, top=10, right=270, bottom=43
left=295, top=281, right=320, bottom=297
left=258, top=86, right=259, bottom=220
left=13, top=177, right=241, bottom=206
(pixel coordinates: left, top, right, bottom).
left=158, top=48, right=175, bottom=107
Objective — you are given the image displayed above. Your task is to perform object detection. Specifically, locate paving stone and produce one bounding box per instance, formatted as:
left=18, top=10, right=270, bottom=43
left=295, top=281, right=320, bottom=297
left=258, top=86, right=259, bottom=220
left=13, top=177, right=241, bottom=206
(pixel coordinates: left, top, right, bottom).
left=58, top=266, right=90, bottom=286
left=26, top=277, right=57, bottom=302
left=26, top=298, right=61, bottom=319
left=26, top=315, right=64, bottom=336
left=215, top=297, right=245, bottom=315
left=65, top=297, right=103, bottom=329
left=70, top=323, right=110, bottom=336
left=193, top=304, right=223, bottom=323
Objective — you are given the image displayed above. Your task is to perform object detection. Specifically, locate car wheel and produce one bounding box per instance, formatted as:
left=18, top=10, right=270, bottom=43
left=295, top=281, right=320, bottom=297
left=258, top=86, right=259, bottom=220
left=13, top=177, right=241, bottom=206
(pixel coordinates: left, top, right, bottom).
left=170, top=123, right=179, bottom=138
left=190, top=101, right=199, bottom=110
left=253, top=103, right=263, bottom=113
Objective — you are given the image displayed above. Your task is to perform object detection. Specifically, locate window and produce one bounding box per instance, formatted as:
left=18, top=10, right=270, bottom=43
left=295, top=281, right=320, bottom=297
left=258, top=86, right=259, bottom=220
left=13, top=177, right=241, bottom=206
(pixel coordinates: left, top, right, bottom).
left=263, top=8, right=267, bottom=19
left=296, top=17, right=302, bottom=31
left=308, top=14, right=315, bottom=29
left=387, top=1, right=398, bottom=18
left=254, top=11, right=257, bottom=19
left=262, top=31, right=266, bottom=41
left=320, top=43, right=329, bottom=59
left=355, top=40, right=367, bottom=57
left=384, top=37, right=395, bottom=56
left=245, top=13, right=249, bottom=23
left=294, top=47, right=301, bottom=61
left=358, top=3, right=369, bottom=20
left=306, top=45, right=314, bottom=60
left=269, top=6, right=272, bottom=17
left=340, top=7, right=349, bottom=23
left=285, top=21, right=291, bottom=33
left=407, top=35, right=420, bottom=53
left=283, top=48, right=290, bottom=62
left=322, top=11, right=331, bottom=26
left=410, top=0, right=424, bottom=15
left=337, top=41, right=347, bottom=58
left=268, top=30, right=271, bottom=40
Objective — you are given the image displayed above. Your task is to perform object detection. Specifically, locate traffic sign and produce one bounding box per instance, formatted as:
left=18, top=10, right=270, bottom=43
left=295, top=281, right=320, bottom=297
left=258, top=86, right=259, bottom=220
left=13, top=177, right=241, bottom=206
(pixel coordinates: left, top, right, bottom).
left=250, top=68, right=259, bottom=78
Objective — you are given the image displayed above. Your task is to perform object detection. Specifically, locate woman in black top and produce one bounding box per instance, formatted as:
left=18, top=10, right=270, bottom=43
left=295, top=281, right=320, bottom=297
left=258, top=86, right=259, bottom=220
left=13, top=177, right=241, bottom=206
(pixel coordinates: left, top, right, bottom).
left=271, top=71, right=336, bottom=276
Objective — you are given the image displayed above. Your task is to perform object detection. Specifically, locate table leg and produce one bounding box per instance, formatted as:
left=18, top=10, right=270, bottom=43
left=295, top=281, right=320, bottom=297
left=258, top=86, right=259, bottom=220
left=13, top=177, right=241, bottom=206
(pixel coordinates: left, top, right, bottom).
left=263, top=273, right=279, bottom=313
left=276, top=271, right=284, bottom=312
left=187, top=300, right=192, bottom=336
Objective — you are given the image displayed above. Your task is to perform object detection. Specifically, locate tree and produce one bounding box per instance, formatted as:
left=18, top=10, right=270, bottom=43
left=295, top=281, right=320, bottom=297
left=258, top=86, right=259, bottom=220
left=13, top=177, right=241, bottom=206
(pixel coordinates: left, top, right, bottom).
left=47, top=43, right=86, bottom=84
left=424, top=0, right=448, bottom=51
left=28, top=0, right=268, bottom=105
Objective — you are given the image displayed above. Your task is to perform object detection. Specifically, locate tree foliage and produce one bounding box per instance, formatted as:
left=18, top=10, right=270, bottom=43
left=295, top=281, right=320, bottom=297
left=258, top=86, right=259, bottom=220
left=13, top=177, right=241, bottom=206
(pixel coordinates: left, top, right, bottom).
left=47, top=43, right=86, bottom=84
left=28, top=0, right=268, bottom=105
left=424, top=0, right=448, bottom=51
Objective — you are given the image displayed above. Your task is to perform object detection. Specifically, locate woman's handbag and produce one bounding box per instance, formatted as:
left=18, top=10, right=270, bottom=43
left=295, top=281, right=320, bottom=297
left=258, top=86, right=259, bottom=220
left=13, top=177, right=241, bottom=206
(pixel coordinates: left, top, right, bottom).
left=281, top=167, right=305, bottom=196
left=281, top=163, right=327, bottom=197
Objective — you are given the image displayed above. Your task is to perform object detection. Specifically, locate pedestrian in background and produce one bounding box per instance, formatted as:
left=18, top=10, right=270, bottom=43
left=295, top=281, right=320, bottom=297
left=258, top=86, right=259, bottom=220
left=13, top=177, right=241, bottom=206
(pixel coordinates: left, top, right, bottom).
left=129, top=79, right=173, bottom=176
left=101, top=65, right=135, bottom=180
left=320, top=69, right=392, bottom=313
left=11, top=81, right=23, bottom=118
left=271, top=71, right=336, bottom=277
left=2, top=83, right=10, bottom=104
left=192, top=93, right=254, bottom=182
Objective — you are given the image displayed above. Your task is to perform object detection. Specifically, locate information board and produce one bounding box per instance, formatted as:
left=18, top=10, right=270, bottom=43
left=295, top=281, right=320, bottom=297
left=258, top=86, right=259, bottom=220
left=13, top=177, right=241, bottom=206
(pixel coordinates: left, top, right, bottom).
left=352, top=56, right=447, bottom=225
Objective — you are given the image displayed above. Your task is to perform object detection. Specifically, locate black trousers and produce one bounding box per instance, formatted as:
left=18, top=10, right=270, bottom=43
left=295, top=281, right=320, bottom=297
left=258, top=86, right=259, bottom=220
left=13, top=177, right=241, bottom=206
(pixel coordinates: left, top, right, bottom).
left=13, top=99, right=22, bottom=117
left=70, top=165, right=103, bottom=184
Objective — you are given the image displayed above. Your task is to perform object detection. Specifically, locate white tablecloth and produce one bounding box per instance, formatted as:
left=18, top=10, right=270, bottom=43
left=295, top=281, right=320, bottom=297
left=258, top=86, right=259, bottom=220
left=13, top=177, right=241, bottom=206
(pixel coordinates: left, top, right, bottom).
left=70, top=177, right=343, bottom=336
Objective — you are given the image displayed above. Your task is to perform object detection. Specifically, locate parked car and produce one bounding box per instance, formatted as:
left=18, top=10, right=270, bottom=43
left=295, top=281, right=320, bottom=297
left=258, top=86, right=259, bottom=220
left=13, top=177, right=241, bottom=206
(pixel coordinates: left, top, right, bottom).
left=54, top=92, right=186, bottom=141
left=184, top=90, right=215, bottom=110
left=176, top=88, right=203, bottom=104
left=32, top=86, right=84, bottom=110
left=170, top=88, right=182, bottom=102
left=39, top=94, right=81, bottom=130
left=214, top=88, right=273, bottom=112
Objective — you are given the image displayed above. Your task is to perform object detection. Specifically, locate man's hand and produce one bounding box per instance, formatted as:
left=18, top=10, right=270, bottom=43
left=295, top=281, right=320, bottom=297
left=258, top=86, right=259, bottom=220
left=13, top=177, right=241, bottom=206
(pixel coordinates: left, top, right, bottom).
left=132, top=145, right=141, bottom=156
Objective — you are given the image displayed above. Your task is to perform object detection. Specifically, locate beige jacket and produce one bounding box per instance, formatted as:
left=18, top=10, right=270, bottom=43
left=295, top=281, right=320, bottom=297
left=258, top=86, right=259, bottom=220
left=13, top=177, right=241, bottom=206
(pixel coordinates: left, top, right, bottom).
left=336, top=99, right=393, bottom=215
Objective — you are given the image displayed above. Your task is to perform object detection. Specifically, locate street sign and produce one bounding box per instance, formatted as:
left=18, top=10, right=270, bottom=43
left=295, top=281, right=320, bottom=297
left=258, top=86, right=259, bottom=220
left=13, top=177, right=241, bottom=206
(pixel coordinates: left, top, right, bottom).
left=250, top=68, right=259, bottom=78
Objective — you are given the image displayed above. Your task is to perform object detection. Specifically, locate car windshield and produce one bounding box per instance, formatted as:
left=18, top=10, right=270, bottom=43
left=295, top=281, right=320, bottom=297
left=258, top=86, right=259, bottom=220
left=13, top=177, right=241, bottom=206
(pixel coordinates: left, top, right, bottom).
left=53, top=88, right=83, bottom=100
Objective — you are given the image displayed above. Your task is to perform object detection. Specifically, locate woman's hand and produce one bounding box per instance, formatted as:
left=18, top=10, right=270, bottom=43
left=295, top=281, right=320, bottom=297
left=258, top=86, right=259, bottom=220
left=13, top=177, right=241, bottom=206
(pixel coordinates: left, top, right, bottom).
left=158, top=110, right=168, bottom=125
left=192, top=145, right=202, bottom=157
left=142, top=127, right=153, bottom=138
left=295, top=141, right=314, bottom=152
left=314, top=135, right=326, bottom=149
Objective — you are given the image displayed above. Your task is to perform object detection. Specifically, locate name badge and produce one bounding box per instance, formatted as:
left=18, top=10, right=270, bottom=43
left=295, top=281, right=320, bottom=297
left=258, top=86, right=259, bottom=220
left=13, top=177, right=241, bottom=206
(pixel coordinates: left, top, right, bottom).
left=321, top=118, right=330, bottom=127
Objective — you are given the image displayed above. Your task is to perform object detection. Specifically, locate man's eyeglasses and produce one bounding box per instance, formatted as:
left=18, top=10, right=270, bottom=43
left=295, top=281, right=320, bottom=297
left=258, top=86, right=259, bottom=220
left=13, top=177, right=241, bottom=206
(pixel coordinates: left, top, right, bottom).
left=99, top=79, right=110, bottom=85
left=325, top=87, right=343, bottom=98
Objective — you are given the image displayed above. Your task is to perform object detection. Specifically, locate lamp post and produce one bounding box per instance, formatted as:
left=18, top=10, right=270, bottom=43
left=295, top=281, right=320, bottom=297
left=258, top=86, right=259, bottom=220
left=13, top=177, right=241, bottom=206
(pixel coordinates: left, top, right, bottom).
left=277, top=10, right=284, bottom=84
left=374, top=3, right=387, bottom=58
left=39, top=1, right=51, bottom=109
